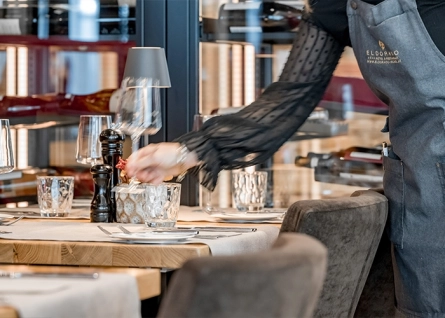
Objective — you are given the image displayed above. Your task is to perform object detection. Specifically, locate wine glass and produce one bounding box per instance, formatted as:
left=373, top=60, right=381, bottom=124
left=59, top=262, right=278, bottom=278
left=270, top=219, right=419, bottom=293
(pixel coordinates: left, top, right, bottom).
left=114, top=77, right=162, bottom=190
left=193, top=114, right=219, bottom=213
left=0, top=119, right=14, bottom=174
left=76, top=115, right=112, bottom=166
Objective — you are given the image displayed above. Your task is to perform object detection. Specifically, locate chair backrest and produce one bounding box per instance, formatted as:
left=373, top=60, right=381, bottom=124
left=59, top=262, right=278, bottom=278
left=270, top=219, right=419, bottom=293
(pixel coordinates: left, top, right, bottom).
left=353, top=188, right=395, bottom=318
left=157, top=233, right=328, bottom=318
left=280, top=189, right=388, bottom=318
left=353, top=226, right=395, bottom=318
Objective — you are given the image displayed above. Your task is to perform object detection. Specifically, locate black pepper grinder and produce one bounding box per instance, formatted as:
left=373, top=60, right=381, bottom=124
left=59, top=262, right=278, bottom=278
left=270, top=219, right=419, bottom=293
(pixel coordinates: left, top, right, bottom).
left=100, top=128, right=125, bottom=222
left=90, top=164, right=113, bottom=223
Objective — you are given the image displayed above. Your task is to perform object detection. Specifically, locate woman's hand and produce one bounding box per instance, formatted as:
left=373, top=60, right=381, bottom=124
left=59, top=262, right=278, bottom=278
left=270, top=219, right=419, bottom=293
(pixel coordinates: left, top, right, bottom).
left=125, top=142, right=199, bottom=184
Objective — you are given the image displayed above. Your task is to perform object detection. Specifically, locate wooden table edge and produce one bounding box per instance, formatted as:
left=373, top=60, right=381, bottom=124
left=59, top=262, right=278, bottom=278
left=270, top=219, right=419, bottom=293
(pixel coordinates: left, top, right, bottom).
left=0, top=239, right=211, bottom=268
left=0, top=265, right=161, bottom=300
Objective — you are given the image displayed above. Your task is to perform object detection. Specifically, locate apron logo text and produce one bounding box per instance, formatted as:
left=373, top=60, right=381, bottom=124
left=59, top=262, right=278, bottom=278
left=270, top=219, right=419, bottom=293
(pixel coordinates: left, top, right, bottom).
left=366, top=40, right=401, bottom=64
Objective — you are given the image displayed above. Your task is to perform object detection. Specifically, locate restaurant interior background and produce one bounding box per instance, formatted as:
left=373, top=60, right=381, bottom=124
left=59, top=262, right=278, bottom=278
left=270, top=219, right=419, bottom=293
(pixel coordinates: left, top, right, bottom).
left=0, top=0, right=388, bottom=208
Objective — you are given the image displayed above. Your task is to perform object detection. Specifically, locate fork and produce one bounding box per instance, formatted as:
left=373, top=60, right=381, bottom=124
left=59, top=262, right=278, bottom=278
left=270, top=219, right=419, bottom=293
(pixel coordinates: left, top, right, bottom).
left=97, top=225, right=112, bottom=235
left=0, top=216, right=24, bottom=226
left=118, top=225, right=132, bottom=234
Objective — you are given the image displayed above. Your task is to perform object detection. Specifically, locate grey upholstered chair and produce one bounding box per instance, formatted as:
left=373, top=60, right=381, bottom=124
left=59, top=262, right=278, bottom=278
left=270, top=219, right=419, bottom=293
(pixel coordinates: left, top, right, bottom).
left=354, top=188, right=395, bottom=318
left=157, top=233, right=328, bottom=318
left=280, top=189, right=388, bottom=318
left=353, top=227, right=395, bottom=318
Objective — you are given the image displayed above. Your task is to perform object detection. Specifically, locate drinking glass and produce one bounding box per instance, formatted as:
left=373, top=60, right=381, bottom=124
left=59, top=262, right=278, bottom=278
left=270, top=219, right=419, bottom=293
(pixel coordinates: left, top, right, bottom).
left=76, top=115, right=112, bottom=166
left=114, top=77, right=162, bottom=190
left=232, top=171, right=268, bottom=212
left=115, top=182, right=181, bottom=227
left=193, top=114, right=226, bottom=213
left=0, top=119, right=14, bottom=174
left=37, top=176, right=75, bottom=217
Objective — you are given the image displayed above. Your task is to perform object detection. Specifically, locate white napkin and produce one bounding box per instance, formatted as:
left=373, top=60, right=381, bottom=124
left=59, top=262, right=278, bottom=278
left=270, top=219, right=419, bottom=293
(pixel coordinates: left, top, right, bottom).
left=2, top=273, right=140, bottom=318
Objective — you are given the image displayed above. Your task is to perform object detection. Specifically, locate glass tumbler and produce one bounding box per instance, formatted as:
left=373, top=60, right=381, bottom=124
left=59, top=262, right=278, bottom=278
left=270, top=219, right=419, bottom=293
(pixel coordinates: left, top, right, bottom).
left=37, top=176, right=75, bottom=217
left=143, top=183, right=181, bottom=228
left=115, top=183, right=181, bottom=227
left=232, top=171, right=268, bottom=212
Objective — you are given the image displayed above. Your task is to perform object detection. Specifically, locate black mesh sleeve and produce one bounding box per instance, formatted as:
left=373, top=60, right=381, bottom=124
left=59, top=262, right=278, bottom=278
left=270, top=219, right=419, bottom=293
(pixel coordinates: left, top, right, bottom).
left=176, top=16, right=345, bottom=191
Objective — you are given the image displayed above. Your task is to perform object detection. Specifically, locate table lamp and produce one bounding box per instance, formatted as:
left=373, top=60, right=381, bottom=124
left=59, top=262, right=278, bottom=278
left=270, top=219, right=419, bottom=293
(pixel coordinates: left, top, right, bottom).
left=114, top=47, right=172, bottom=193
left=123, top=47, right=171, bottom=88
left=115, top=46, right=171, bottom=150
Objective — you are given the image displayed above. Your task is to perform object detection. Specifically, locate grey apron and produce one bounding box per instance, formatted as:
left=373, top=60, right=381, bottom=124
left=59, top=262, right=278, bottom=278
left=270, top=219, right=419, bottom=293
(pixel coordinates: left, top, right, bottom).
left=347, top=0, right=445, bottom=316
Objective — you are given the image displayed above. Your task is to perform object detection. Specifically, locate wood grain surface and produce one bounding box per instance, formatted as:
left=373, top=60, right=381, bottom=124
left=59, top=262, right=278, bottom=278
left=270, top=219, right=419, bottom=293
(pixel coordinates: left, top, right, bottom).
left=0, top=239, right=210, bottom=268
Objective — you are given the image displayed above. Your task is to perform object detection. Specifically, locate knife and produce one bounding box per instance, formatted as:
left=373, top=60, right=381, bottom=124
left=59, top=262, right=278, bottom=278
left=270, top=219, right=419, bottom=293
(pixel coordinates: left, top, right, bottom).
left=0, top=271, right=100, bottom=279
left=0, top=209, right=41, bottom=216
left=177, top=226, right=257, bottom=233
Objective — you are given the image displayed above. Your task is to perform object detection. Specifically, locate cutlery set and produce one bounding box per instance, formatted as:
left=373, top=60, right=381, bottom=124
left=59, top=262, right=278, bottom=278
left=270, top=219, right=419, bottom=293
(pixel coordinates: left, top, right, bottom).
left=0, top=216, right=24, bottom=227
left=98, top=224, right=255, bottom=240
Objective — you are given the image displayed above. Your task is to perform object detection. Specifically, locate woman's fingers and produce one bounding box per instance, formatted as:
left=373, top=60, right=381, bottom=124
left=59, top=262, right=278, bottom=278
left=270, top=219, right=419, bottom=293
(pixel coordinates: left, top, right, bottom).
left=126, top=142, right=180, bottom=176
left=133, top=168, right=172, bottom=184
left=133, top=169, right=157, bottom=183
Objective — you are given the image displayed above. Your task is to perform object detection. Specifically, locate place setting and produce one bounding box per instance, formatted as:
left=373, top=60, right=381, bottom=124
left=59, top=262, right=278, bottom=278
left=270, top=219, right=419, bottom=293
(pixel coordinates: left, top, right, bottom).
left=96, top=222, right=250, bottom=244
left=205, top=210, right=286, bottom=223
left=97, top=224, right=200, bottom=244
left=194, top=170, right=287, bottom=223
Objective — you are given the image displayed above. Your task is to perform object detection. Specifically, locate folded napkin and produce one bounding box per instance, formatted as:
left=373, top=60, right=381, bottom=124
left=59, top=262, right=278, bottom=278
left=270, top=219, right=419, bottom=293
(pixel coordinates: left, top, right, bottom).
left=2, top=273, right=140, bottom=318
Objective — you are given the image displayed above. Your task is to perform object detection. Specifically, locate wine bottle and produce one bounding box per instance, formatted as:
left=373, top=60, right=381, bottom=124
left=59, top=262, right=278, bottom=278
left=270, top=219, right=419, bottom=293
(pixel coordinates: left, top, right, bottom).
left=295, top=146, right=384, bottom=187
left=0, top=89, right=116, bottom=118
left=218, top=1, right=303, bottom=33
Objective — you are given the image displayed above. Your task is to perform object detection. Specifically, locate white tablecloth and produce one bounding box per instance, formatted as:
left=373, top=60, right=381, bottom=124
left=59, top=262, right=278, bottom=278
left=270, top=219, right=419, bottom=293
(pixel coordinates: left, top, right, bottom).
left=0, top=221, right=279, bottom=256
left=0, top=273, right=140, bottom=318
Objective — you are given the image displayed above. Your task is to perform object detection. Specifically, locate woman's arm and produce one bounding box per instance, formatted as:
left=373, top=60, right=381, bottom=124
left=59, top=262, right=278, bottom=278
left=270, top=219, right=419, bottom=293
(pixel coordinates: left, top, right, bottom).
left=176, top=16, right=345, bottom=190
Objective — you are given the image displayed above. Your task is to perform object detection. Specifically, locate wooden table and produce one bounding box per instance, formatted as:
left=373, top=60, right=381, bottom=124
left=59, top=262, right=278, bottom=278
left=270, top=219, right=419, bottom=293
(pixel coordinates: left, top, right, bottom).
left=0, top=217, right=214, bottom=268
left=0, top=237, right=210, bottom=268
left=0, top=217, right=280, bottom=268
left=0, top=264, right=161, bottom=318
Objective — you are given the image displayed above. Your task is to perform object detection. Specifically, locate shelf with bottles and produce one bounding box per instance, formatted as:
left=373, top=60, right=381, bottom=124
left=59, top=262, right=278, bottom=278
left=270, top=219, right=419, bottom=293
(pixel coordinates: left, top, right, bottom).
left=294, top=146, right=384, bottom=188
left=2, top=89, right=117, bottom=127
left=201, top=18, right=297, bottom=45
left=0, top=0, right=135, bottom=42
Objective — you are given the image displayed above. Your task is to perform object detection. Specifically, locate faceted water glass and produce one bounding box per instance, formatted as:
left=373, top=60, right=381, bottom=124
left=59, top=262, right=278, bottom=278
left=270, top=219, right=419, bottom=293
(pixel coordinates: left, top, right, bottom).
left=232, top=171, right=268, bottom=212
left=37, top=176, right=75, bottom=217
left=115, top=183, right=181, bottom=227
left=144, top=183, right=181, bottom=228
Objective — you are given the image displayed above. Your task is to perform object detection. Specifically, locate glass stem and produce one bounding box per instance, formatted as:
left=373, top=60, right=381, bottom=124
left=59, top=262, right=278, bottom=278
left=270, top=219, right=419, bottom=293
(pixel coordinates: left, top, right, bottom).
left=131, top=136, right=140, bottom=153
left=128, top=135, right=141, bottom=188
